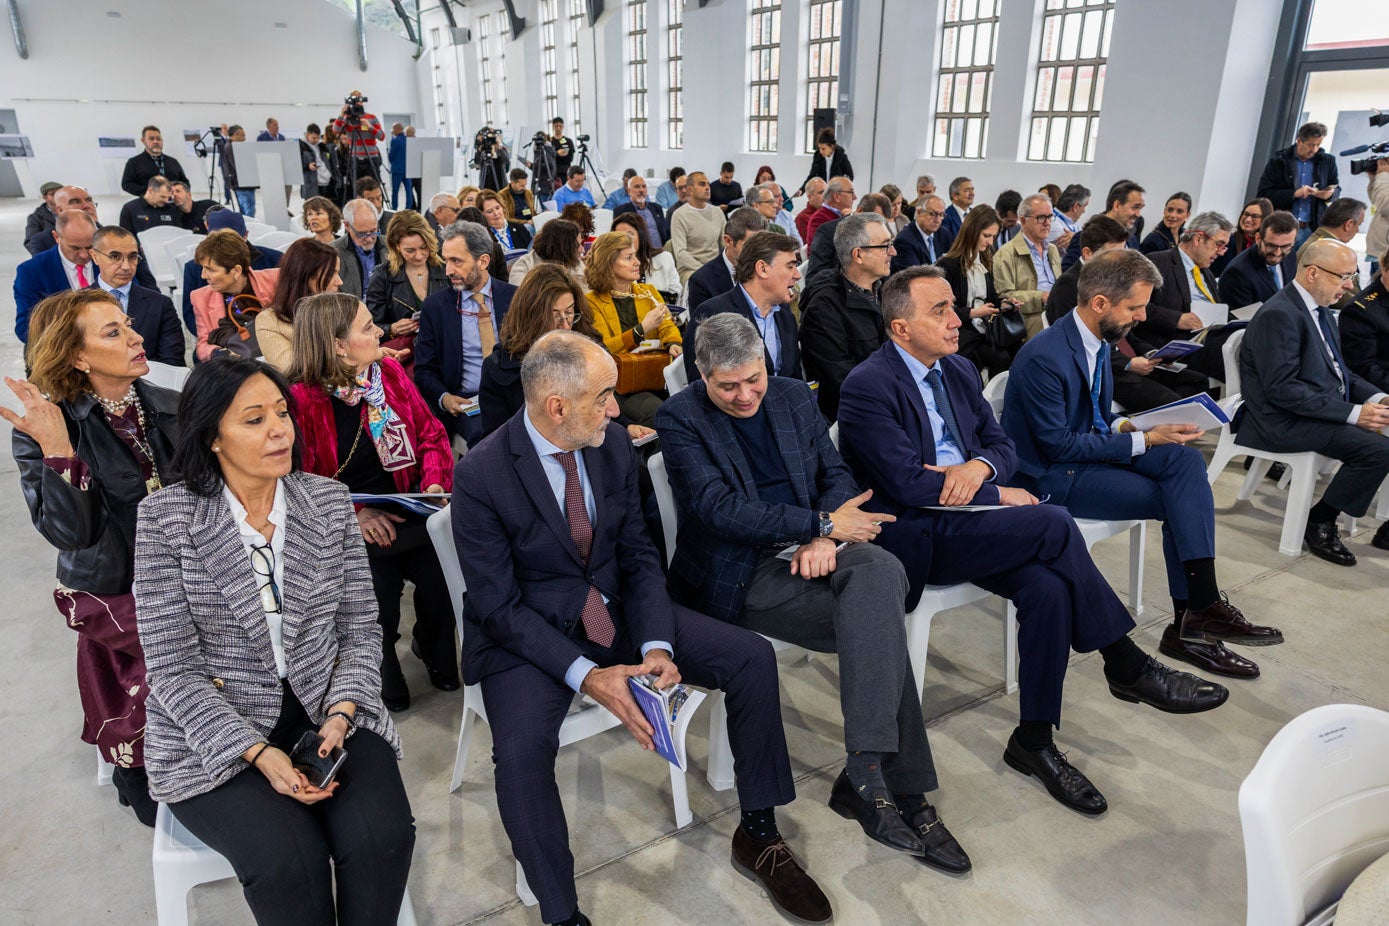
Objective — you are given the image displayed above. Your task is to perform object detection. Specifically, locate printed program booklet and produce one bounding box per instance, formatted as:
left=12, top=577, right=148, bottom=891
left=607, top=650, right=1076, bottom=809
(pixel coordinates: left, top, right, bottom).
left=627, top=675, right=705, bottom=771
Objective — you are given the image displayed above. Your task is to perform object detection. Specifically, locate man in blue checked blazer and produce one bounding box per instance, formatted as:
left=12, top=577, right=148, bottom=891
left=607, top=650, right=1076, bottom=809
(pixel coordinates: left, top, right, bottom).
left=658, top=312, right=973, bottom=874
left=452, top=331, right=834, bottom=926
left=837, top=264, right=1227, bottom=819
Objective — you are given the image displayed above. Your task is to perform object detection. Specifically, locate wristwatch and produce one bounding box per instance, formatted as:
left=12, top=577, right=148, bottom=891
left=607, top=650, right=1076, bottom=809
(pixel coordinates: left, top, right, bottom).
left=818, top=511, right=834, bottom=538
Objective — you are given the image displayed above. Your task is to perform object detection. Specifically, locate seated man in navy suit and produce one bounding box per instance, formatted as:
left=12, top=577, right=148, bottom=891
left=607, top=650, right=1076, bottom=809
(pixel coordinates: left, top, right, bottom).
left=890, top=195, right=953, bottom=274
left=14, top=210, right=98, bottom=342
left=682, top=231, right=803, bottom=384
left=685, top=206, right=767, bottom=312
left=1006, top=249, right=1283, bottom=682
left=415, top=220, right=516, bottom=447
left=453, top=331, right=833, bottom=926
left=88, top=226, right=185, bottom=366
left=1218, top=210, right=1299, bottom=310
left=657, top=313, right=971, bottom=875
left=838, top=265, right=1227, bottom=816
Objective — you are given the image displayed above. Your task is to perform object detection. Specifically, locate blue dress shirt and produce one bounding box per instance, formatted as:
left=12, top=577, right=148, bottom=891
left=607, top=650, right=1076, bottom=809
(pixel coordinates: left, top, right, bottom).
left=740, top=286, right=782, bottom=371
left=456, top=280, right=500, bottom=395
left=555, top=185, right=596, bottom=209
left=891, top=343, right=976, bottom=469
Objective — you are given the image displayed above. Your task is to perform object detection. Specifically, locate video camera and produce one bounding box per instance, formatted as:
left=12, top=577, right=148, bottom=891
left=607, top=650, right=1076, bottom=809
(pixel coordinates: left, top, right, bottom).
left=344, top=93, right=369, bottom=119
left=1341, top=110, right=1389, bottom=175
left=475, top=126, right=504, bottom=159
left=193, top=125, right=223, bottom=159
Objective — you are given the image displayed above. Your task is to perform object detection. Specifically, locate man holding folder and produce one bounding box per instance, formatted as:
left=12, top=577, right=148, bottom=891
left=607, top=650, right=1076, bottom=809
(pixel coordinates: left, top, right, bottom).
left=1005, top=249, right=1284, bottom=680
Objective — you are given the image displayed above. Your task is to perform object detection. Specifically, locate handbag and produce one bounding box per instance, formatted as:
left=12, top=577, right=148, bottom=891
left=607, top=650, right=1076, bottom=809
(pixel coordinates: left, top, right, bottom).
left=207, top=294, right=264, bottom=359
left=983, top=304, right=1027, bottom=351
left=614, top=350, right=671, bottom=394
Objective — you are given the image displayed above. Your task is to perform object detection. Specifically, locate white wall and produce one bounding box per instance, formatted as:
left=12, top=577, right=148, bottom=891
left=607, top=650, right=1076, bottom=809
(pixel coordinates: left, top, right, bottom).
left=0, top=0, right=426, bottom=199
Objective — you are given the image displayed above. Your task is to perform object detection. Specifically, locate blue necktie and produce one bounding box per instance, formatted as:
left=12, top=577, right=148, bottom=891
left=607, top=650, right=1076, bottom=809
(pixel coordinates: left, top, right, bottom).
left=925, top=368, right=964, bottom=451
left=927, top=235, right=936, bottom=263
left=1271, top=263, right=1283, bottom=289
left=1091, top=343, right=1110, bottom=433
left=1314, top=305, right=1347, bottom=394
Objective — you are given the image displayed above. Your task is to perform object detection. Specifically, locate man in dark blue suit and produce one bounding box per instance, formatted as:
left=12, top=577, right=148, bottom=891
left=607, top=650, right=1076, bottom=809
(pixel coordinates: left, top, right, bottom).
left=657, top=313, right=971, bottom=874
left=453, top=331, right=832, bottom=926
left=1219, top=211, right=1299, bottom=310
left=684, top=206, right=767, bottom=311
left=682, top=231, right=802, bottom=384
left=89, top=226, right=185, bottom=366
left=838, top=265, right=1227, bottom=816
left=890, top=195, right=953, bottom=274
left=415, top=220, right=516, bottom=447
left=939, top=177, right=973, bottom=240
left=1061, top=180, right=1144, bottom=271
left=14, top=211, right=98, bottom=342
left=1005, top=249, right=1282, bottom=680
left=1240, top=239, right=1389, bottom=565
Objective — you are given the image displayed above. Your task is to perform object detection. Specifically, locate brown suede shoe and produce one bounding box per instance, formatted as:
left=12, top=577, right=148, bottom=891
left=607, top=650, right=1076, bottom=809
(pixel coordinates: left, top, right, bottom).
left=1179, top=594, right=1284, bottom=647
left=731, top=826, right=833, bottom=925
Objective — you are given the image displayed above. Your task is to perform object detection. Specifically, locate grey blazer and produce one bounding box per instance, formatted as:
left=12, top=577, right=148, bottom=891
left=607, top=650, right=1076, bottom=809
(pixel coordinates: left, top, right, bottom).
left=134, top=472, right=399, bottom=803
left=332, top=234, right=388, bottom=299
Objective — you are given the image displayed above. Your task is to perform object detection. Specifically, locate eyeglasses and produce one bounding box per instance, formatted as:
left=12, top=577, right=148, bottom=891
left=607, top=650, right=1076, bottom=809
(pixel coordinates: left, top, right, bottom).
left=351, top=227, right=380, bottom=240
left=1310, top=264, right=1359, bottom=283
left=1240, top=210, right=1264, bottom=220
left=858, top=243, right=895, bottom=251
left=250, top=544, right=282, bottom=614
left=92, top=249, right=141, bottom=266
left=552, top=311, right=576, bottom=326
left=1261, top=241, right=1295, bottom=254
left=923, top=210, right=946, bottom=219
left=1028, top=215, right=1054, bottom=224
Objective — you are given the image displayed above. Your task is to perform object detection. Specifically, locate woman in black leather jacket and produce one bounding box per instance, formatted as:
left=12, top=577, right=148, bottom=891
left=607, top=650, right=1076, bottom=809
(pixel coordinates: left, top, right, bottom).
left=3, top=289, right=180, bottom=826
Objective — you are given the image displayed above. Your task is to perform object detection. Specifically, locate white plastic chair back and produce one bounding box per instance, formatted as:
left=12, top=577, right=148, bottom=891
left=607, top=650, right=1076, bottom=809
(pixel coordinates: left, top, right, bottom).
left=242, top=220, right=275, bottom=240
left=533, top=211, right=558, bottom=232
left=647, top=453, right=679, bottom=568
left=663, top=357, right=688, bottom=396
left=1239, top=703, right=1389, bottom=926
left=591, top=208, right=614, bottom=235
left=542, top=199, right=558, bottom=213
left=827, top=422, right=839, bottom=450
left=982, top=370, right=1009, bottom=420
left=256, top=231, right=302, bottom=251
left=1221, top=329, right=1245, bottom=412
left=426, top=508, right=467, bottom=633
left=142, top=362, right=192, bottom=393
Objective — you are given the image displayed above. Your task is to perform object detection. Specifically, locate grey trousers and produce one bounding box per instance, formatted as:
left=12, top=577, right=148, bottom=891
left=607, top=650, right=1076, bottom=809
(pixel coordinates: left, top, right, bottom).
left=739, top=542, right=938, bottom=794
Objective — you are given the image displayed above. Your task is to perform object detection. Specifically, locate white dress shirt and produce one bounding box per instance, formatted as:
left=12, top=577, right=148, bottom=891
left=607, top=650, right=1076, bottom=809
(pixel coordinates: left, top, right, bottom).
left=223, top=481, right=288, bottom=678
left=59, top=250, right=93, bottom=290
left=1072, top=312, right=1146, bottom=456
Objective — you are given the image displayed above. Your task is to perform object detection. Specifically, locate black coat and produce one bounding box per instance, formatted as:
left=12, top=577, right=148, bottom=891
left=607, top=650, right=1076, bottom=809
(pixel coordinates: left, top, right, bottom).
left=478, top=345, right=524, bottom=439
left=890, top=221, right=953, bottom=275
left=796, top=145, right=854, bottom=195
left=364, top=262, right=451, bottom=327
left=798, top=268, right=885, bottom=421
left=1340, top=277, right=1389, bottom=392
left=14, top=382, right=181, bottom=594
left=1045, top=260, right=1083, bottom=327
left=686, top=252, right=737, bottom=312
left=1218, top=244, right=1297, bottom=310
left=24, top=204, right=56, bottom=255
left=806, top=217, right=841, bottom=278
left=1257, top=144, right=1340, bottom=228
left=120, top=151, right=189, bottom=197
left=937, top=254, right=1001, bottom=356
left=682, top=286, right=802, bottom=384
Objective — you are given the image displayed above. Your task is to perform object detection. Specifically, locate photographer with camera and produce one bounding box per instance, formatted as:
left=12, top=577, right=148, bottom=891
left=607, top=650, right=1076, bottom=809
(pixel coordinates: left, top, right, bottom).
left=333, top=91, right=385, bottom=188
left=1364, top=156, right=1389, bottom=276
left=471, top=126, right=511, bottom=192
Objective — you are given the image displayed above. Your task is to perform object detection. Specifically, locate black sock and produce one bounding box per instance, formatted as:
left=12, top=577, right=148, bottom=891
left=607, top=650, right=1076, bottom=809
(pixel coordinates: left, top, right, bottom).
left=1015, top=720, right=1055, bottom=751
left=1171, top=598, right=1188, bottom=631
left=845, top=750, right=891, bottom=802
left=550, top=908, right=586, bottom=926
left=1309, top=500, right=1341, bottom=525
left=894, top=792, right=932, bottom=818
left=740, top=807, right=781, bottom=842
left=1181, top=558, right=1219, bottom=611
left=1100, top=635, right=1149, bottom=684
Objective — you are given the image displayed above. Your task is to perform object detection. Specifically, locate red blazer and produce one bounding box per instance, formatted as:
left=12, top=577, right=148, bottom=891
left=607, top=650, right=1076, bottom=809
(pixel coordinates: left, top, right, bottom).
left=290, top=357, right=454, bottom=494
left=803, top=206, right=840, bottom=253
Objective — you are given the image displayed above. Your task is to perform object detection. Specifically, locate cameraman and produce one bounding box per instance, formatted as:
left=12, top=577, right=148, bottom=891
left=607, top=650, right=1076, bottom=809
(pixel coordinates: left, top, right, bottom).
left=1368, top=158, right=1388, bottom=275
left=332, top=90, right=385, bottom=186
left=472, top=126, right=510, bottom=191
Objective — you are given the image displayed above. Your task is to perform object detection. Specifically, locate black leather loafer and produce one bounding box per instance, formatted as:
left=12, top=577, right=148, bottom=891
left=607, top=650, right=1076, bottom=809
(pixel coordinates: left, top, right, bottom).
left=1107, top=657, right=1228, bottom=714
left=1373, top=521, right=1389, bottom=551
left=828, top=769, right=925, bottom=855
left=903, top=804, right=972, bottom=874
left=1179, top=595, right=1283, bottom=647
left=411, top=637, right=461, bottom=691
left=1003, top=731, right=1108, bottom=816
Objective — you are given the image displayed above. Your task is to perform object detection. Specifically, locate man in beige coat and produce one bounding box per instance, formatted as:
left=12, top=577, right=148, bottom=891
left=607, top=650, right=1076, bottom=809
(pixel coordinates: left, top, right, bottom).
left=996, top=193, right=1063, bottom=337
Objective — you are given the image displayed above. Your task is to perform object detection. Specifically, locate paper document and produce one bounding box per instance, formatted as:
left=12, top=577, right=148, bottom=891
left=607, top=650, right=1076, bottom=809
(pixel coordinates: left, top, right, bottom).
left=1231, top=302, right=1262, bottom=322
left=775, top=541, right=849, bottom=561
left=1146, top=340, right=1203, bottom=362
left=628, top=675, right=705, bottom=771
left=1192, top=302, right=1229, bottom=328
left=631, top=432, right=659, bottom=447
left=1126, top=393, right=1230, bottom=432
left=350, top=493, right=449, bottom=516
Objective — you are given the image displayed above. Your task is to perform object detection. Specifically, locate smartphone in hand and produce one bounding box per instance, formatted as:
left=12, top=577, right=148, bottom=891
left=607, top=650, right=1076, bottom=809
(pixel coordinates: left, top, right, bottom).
left=290, top=731, right=347, bottom=790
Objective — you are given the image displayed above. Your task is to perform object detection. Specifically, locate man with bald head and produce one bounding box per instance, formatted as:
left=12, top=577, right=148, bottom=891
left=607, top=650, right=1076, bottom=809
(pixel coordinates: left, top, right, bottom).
left=24, top=186, right=97, bottom=255
left=1241, top=239, right=1389, bottom=564
left=14, top=210, right=98, bottom=341
left=795, top=177, right=827, bottom=242
left=452, top=330, right=832, bottom=926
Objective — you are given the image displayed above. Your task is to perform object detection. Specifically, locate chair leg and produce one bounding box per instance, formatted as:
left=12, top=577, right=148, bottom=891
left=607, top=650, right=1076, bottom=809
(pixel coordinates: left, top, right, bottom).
left=1280, top=464, right=1317, bottom=557
left=1377, top=481, right=1389, bottom=520
left=904, top=606, right=936, bottom=699
left=1205, top=433, right=1238, bottom=486
left=1128, top=521, right=1146, bottom=617
left=153, top=875, right=193, bottom=926
left=448, top=699, right=481, bottom=795
left=516, top=860, right=538, bottom=907
left=1239, top=458, right=1273, bottom=501
left=705, top=692, right=736, bottom=792
left=668, top=762, right=693, bottom=828
left=1004, top=601, right=1019, bottom=695
left=397, top=886, right=419, bottom=926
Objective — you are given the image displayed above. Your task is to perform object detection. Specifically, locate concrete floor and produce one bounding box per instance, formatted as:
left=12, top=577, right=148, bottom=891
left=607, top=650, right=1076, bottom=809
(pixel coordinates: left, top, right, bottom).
left=0, top=197, right=1385, bottom=925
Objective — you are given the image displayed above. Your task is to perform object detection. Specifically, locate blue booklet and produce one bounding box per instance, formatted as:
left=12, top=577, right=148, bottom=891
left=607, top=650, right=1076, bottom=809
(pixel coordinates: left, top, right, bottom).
left=627, top=675, right=705, bottom=771
left=1146, top=339, right=1203, bottom=362
left=350, top=493, right=448, bottom=516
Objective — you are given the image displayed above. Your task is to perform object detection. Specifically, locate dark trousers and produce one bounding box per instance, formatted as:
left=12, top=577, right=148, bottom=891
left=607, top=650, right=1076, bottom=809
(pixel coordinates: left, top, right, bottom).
left=1030, top=444, right=1216, bottom=601
left=479, top=604, right=794, bottom=923
left=1315, top=423, right=1389, bottom=516
left=1113, top=365, right=1211, bottom=414
left=169, top=683, right=415, bottom=926
left=366, top=517, right=456, bottom=674
left=917, top=505, right=1135, bottom=727
left=739, top=543, right=936, bottom=794
left=960, top=339, right=1018, bottom=378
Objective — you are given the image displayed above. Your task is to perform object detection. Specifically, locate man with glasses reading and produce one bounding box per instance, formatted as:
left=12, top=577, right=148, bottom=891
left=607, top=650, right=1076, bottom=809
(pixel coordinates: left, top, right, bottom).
left=88, top=226, right=185, bottom=365
left=1218, top=211, right=1300, bottom=310
left=995, top=193, right=1063, bottom=337
left=332, top=199, right=388, bottom=298
left=1138, top=210, right=1236, bottom=380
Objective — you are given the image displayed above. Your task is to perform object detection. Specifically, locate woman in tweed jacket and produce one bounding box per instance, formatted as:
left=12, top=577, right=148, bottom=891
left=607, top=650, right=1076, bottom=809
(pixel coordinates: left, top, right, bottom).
left=134, top=357, right=414, bottom=926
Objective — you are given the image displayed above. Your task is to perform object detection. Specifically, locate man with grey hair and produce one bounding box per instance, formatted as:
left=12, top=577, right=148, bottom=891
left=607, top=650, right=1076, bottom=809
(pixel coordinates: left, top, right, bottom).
left=682, top=231, right=802, bottom=382
left=795, top=176, right=828, bottom=242
left=1141, top=209, right=1235, bottom=378
left=995, top=193, right=1063, bottom=337
left=457, top=328, right=834, bottom=926
left=1006, top=248, right=1280, bottom=679
left=839, top=262, right=1228, bottom=818
left=904, top=174, right=936, bottom=222
left=331, top=198, right=388, bottom=298
left=612, top=173, right=670, bottom=246
left=801, top=212, right=895, bottom=419
left=415, top=220, right=518, bottom=444
left=425, top=191, right=461, bottom=238
left=685, top=205, right=769, bottom=311
left=761, top=181, right=805, bottom=250
left=891, top=193, right=953, bottom=273
left=658, top=312, right=972, bottom=875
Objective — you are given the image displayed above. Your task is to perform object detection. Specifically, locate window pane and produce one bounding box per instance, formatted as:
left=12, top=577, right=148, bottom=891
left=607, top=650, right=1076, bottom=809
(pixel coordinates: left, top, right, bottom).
left=1035, top=66, right=1055, bottom=110
left=964, top=117, right=982, bottom=158
left=929, top=0, right=1000, bottom=159
left=961, top=0, right=978, bottom=18
left=1028, top=0, right=1113, bottom=163
left=974, top=21, right=993, bottom=63
left=1073, top=65, right=1094, bottom=111
left=1059, top=12, right=1082, bottom=59
left=941, top=26, right=958, bottom=69
left=1040, top=15, right=1060, bottom=61
left=1306, top=0, right=1389, bottom=50
left=953, top=73, right=969, bottom=113
left=1093, top=64, right=1106, bottom=109
left=1047, top=116, right=1067, bottom=159
left=958, top=24, right=976, bottom=68
left=968, top=71, right=987, bottom=113
left=1080, top=8, right=1103, bottom=57
left=1065, top=116, right=1088, bottom=160
left=1029, top=118, right=1048, bottom=160
left=1054, top=65, right=1074, bottom=111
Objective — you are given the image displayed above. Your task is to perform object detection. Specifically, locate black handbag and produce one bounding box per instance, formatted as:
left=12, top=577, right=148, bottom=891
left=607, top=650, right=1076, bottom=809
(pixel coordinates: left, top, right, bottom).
left=983, top=304, right=1027, bottom=350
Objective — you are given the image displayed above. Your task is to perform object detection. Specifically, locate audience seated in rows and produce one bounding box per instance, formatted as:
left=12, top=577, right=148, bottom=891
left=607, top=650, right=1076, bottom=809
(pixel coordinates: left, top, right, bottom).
left=1219, top=210, right=1299, bottom=310
left=554, top=166, right=596, bottom=210
left=458, top=205, right=512, bottom=282
left=1296, top=198, right=1366, bottom=310
left=180, top=209, right=284, bottom=334
left=355, top=176, right=395, bottom=235
left=118, top=175, right=180, bottom=236
left=686, top=206, right=768, bottom=312
left=1138, top=192, right=1190, bottom=255
left=22, top=181, right=61, bottom=254
left=1063, top=180, right=1145, bottom=270
left=256, top=237, right=342, bottom=372
left=709, top=162, right=743, bottom=213
left=1047, top=183, right=1088, bottom=249
left=14, top=210, right=98, bottom=342
left=509, top=218, right=586, bottom=291
left=334, top=199, right=388, bottom=299
left=795, top=177, right=827, bottom=243
left=479, top=190, right=532, bottom=252
left=424, top=192, right=461, bottom=239
left=890, top=194, right=953, bottom=274
left=939, top=176, right=975, bottom=240
left=601, top=168, right=639, bottom=211
left=611, top=211, right=680, bottom=303
left=1137, top=210, right=1234, bottom=381
left=366, top=210, right=450, bottom=362
left=1212, top=197, right=1271, bottom=277
left=804, top=177, right=856, bottom=256
left=612, top=174, right=670, bottom=248
left=807, top=191, right=891, bottom=280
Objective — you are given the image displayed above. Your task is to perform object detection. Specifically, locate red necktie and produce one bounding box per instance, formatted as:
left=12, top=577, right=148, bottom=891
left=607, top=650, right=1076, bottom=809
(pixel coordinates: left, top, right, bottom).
left=76, top=264, right=89, bottom=288
left=555, top=451, right=616, bottom=647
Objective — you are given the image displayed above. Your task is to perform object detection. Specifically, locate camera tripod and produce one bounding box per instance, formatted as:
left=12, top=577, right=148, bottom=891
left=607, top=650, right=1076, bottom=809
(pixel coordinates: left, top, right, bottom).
left=575, top=141, right=605, bottom=200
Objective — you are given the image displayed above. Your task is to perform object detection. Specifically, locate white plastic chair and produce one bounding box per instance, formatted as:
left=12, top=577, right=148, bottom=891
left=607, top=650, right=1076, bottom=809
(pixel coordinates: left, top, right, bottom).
left=138, top=228, right=194, bottom=292
left=96, top=747, right=114, bottom=786
left=1205, top=330, right=1333, bottom=556
left=153, top=803, right=418, bottom=926
left=1239, top=703, right=1389, bottom=926
left=591, top=207, right=614, bottom=235
left=982, top=370, right=1009, bottom=420
left=663, top=357, right=688, bottom=396
left=423, top=508, right=695, bottom=905
left=533, top=211, right=558, bottom=232
left=142, top=362, right=192, bottom=393
left=241, top=220, right=276, bottom=240
left=256, top=230, right=302, bottom=251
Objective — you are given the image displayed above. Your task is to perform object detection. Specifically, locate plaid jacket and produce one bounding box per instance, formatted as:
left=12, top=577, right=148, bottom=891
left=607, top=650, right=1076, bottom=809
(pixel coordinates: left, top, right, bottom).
left=655, top=377, right=859, bottom=624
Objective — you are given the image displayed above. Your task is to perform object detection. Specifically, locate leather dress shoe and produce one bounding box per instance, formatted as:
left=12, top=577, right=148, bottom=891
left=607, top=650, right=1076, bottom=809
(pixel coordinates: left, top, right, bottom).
left=380, top=651, right=411, bottom=712
left=1159, top=624, right=1259, bottom=679
left=1108, top=656, right=1228, bottom=714
left=1373, top=521, right=1389, bottom=551
left=1243, top=457, right=1287, bottom=481
left=902, top=804, right=972, bottom=874
left=1179, top=594, right=1283, bottom=647
left=731, top=826, right=833, bottom=925
left=828, top=769, right=925, bottom=855
left=1305, top=520, right=1357, bottom=566
left=1003, top=731, right=1108, bottom=816
left=411, top=638, right=461, bottom=691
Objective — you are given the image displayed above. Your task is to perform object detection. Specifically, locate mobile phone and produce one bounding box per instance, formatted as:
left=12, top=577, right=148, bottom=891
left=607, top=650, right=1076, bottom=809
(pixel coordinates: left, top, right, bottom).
left=289, top=731, right=347, bottom=790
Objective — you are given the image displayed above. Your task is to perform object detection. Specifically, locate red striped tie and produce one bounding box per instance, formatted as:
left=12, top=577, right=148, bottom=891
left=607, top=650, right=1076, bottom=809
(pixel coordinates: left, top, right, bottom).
left=555, top=451, right=616, bottom=647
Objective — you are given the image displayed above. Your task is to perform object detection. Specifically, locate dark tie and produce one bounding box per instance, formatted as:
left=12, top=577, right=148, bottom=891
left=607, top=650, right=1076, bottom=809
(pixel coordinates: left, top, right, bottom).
left=1314, top=305, right=1347, bottom=394
left=925, top=368, right=964, bottom=451
left=555, top=451, right=616, bottom=647
left=1091, top=343, right=1110, bottom=433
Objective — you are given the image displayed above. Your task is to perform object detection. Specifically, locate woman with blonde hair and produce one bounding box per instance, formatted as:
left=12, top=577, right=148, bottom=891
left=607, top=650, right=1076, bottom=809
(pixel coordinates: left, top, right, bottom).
left=364, top=211, right=449, bottom=359
left=584, top=230, right=682, bottom=425
left=455, top=185, right=481, bottom=210
left=4, top=289, right=180, bottom=826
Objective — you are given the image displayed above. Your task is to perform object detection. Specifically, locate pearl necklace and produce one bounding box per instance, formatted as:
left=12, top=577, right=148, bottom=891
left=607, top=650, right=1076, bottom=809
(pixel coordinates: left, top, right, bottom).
left=93, top=385, right=138, bottom=417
